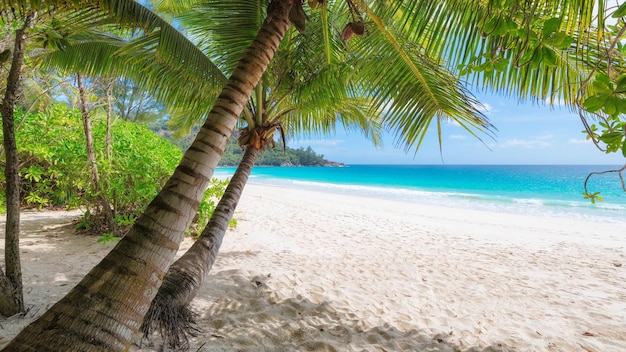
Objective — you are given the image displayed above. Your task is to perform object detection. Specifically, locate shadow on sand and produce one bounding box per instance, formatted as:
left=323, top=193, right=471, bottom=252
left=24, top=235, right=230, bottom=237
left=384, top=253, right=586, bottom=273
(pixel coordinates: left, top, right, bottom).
left=3, top=212, right=511, bottom=351
left=140, top=267, right=514, bottom=352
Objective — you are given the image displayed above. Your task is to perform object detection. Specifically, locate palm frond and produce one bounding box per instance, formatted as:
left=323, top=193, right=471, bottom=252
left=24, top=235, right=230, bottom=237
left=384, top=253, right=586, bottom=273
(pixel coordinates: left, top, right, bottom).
left=3, top=0, right=226, bottom=82
left=174, top=0, right=269, bottom=74
left=42, top=33, right=224, bottom=121
left=363, top=0, right=606, bottom=107
left=349, top=24, right=492, bottom=151
left=152, top=0, right=206, bottom=16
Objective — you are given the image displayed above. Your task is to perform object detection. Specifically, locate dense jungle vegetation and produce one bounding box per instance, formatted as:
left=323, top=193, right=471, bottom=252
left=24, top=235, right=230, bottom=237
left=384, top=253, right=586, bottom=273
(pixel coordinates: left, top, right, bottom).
left=0, top=104, right=230, bottom=236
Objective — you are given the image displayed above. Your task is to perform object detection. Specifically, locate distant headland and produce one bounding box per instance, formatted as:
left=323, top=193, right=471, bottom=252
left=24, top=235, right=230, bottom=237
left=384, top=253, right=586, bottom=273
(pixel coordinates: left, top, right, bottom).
left=218, top=136, right=344, bottom=167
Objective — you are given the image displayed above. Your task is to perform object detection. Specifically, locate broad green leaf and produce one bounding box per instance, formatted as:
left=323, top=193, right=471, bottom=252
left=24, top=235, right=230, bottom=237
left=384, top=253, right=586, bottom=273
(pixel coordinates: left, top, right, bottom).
left=544, top=32, right=566, bottom=47
left=603, top=97, right=618, bottom=116
left=599, top=131, right=622, bottom=144
left=592, top=74, right=613, bottom=93
left=615, top=75, right=626, bottom=93
left=541, top=47, right=558, bottom=66
left=555, top=35, right=575, bottom=50
left=519, top=49, right=535, bottom=65
left=494, top=18, right=511, bottom=36
left=622, top=140, right=626, bottom=157
left=613, top=2, right=626, bottom=18
left=583, top=95, right=604, bottom=113
left=483, top=16, right=499, bottom=34
left=542, top=18, right=561, bottom=37
left=494, top=57, right=508, bottom=72
left=615, top=97, right=626, bottom=114
left=502, top=17, right=518, bottom=32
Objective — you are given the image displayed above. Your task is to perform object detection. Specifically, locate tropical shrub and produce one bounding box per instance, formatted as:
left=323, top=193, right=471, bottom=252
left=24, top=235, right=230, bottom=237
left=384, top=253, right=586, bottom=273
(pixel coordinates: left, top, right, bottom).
left=0, top=104, right=228, bottom=235
left=188, top=178, right=237, bottom=237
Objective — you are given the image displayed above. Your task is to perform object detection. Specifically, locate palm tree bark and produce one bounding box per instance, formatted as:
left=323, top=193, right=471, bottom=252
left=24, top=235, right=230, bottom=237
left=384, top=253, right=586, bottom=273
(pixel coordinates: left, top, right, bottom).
left=2, top=1, right=293, bottom=350
left=141, top=145, right=261, bottom=348
left=0, top=12, right=36, bottom=317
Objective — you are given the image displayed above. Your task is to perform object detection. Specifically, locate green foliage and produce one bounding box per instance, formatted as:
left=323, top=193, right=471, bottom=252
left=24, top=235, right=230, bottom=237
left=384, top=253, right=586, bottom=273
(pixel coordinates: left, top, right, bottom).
left=189, top=178, right=233, bottom=236
left=459, top=14, right=574, bottom=77
left=7, top=104, right=182, bottom=218
left=218, top=133, right=329, bottom=167
left=75, top=212, right=92, bottom=230
left=613, top=2, right=626, bottom=19
left=0, top=104, right=229, bottom=235
left=96, top=232, right=120, bottom=245
left=582, top=73, right=626, bottom=158
left=114, top=213, right=135, bottom=227
left=0, top=191, right=5, bottom=214
left=578, top=17, right=626, bottom=202
left=582, top=191, right=604, bottom=204
left=13, top=105, right=88, bottom=210
left=578, top=17, right=626, bottom=203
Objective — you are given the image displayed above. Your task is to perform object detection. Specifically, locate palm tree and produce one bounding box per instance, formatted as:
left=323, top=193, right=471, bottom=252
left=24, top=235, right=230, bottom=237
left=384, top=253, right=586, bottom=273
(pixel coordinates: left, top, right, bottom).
left=35, top=8, right=384, bottom=347
left=2, top=0, right=611, bottom=350
left=139, top=5, right=393, bottom=346
left=137, top=0, right=610, bottom=346
left=3, top=0, right=296, bottom=350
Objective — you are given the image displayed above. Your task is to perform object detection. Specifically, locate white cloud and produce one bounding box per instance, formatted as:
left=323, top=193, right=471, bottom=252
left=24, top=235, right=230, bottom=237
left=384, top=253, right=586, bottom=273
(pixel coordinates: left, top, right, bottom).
left=568, top=138, right=591, bottom=145
left=449, top=134, right=467, bottom=140
left=498, top=133, right=554, bottom=149
left=536, top=133, right=554, bottom=140
left=499, top=138, right=552, bottom=149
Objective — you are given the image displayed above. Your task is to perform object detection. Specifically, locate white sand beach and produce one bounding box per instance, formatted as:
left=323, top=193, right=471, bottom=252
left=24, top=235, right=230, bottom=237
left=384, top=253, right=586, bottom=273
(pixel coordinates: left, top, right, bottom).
left=1, top=183, right=625, bottom=351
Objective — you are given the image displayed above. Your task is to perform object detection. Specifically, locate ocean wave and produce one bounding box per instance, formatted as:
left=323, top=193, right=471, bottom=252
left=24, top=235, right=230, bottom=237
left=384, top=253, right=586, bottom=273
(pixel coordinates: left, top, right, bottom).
left=248, top=177, right=626, bottom=224
left=513, top=198, right=544, bottom=206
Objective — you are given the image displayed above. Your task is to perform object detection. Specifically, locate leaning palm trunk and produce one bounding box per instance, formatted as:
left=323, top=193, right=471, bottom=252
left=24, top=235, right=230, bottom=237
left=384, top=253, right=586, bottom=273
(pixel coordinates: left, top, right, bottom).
left=2, top=1, right=293, bottom=350
left=141, top=146, right=260, bottom=349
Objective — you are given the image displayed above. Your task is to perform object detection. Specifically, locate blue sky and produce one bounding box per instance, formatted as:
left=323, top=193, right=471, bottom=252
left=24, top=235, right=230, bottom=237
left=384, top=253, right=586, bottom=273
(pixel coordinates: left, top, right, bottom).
left=289, top=91, right=626, bottom=165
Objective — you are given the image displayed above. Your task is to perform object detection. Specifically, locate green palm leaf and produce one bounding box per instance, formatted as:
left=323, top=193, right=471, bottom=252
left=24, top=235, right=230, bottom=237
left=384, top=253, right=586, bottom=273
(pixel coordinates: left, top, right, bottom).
left=366, top=0, right=604, bottom=106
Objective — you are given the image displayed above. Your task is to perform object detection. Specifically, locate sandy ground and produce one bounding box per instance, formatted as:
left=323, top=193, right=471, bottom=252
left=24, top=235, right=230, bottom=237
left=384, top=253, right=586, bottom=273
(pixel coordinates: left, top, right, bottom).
left=1, top=184, right=625, bottom=351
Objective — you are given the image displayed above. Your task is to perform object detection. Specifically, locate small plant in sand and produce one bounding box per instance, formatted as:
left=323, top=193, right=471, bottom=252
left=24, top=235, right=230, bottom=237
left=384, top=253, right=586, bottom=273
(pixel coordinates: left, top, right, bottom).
left=96, top=232, right=120, bottom=245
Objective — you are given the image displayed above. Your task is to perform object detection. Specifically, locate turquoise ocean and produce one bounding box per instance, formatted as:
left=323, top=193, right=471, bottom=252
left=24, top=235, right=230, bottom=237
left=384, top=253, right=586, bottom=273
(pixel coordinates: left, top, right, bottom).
left=214, top=165, right=626, bottom=224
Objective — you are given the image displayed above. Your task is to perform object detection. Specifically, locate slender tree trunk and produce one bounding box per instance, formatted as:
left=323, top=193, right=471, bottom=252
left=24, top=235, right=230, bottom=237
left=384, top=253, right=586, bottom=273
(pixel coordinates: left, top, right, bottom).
left=0, top=267, right=18, bottom=316
left=104, top=79, right=115, bottom=222
left=3, top=1, right=293, bottom=350
left=0, top=12, right=36, bottom=317
left=77, top=73, right=101, bottom=191
left=105, top=79, right=113, bottom=161
left=142, top=146, right=261, bottom=348
left=124, top=82, right=136, bottom=121
left=77, top=73, right=115, bottom=233
left=133, top=94, right=146, bottom=122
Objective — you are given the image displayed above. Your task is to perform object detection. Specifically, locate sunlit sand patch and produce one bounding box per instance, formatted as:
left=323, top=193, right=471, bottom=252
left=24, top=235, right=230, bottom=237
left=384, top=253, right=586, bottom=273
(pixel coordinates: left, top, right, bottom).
left=2, top=185, right=626, bottom=351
